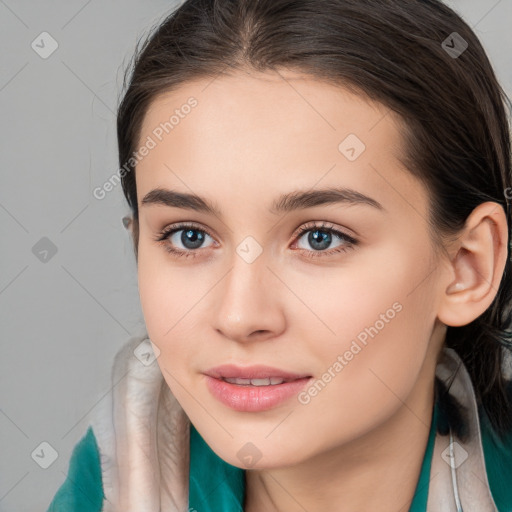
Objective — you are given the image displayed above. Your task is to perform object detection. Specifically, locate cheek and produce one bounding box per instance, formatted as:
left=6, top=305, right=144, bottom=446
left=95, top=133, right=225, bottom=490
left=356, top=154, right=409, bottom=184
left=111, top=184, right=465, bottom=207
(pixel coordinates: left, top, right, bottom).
left=297, top=243, right=430, bottom=353
left=137, top=240, right=197, bottom=338
left=138, top=260, right=198, bottom=403
left=137, top=243, right=215, bottom=389
left=298, top=244, right=436, bottom=406
left=295, top=303, right=431, bottom=452
left=137, top=246, right=192, bottom=375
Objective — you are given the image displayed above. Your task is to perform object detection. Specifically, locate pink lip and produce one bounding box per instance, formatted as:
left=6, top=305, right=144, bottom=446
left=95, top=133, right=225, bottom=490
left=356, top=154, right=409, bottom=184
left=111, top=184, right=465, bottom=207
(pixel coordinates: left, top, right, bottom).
left=203, top=364, right=312, bottom=412
left=204, top=364, right=310, bottom=380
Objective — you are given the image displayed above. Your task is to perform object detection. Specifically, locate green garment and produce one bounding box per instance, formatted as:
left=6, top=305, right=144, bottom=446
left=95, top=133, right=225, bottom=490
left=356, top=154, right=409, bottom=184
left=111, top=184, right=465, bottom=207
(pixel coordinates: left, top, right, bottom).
left=46, top=426, right=104, bottom=512
left=46, top=400, right=512, bottom=511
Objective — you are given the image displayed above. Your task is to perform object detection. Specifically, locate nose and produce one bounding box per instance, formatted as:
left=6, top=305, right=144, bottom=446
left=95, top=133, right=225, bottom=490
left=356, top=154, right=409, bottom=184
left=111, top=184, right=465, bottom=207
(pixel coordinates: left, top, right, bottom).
left=213, top=255, right=286, bottom=344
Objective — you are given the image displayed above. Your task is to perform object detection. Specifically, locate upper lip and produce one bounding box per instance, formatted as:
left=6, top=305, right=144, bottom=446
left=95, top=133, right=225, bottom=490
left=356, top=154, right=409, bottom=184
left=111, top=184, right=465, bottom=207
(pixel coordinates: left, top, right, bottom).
left=204, top=364, right=311, bottom=381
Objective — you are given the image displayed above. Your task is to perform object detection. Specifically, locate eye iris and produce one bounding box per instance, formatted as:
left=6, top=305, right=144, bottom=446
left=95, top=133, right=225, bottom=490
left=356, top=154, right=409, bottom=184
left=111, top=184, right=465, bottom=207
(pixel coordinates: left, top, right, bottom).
left=309, top=229, right=331, bottom=250
left=182, top=229, right=204, bottom=249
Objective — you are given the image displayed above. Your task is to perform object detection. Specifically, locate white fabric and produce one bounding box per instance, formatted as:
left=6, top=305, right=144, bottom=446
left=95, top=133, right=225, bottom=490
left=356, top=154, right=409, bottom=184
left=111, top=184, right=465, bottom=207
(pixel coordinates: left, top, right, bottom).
left=90, top=334, right=190, bottom=512
left=88, top=333, right=498, bottom=511
left=427, top=347, right=498, bottom=511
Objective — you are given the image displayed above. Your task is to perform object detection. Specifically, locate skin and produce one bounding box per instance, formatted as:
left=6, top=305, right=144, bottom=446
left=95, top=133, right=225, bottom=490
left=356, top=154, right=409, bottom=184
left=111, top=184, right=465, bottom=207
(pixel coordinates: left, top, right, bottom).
left=131, top=68, right=508, bottom=512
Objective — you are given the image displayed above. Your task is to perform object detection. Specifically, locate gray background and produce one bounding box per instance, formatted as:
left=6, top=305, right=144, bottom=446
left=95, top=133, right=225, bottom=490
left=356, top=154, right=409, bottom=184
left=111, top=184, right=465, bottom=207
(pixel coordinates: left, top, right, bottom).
left=0, top=1, right=511, bottom=510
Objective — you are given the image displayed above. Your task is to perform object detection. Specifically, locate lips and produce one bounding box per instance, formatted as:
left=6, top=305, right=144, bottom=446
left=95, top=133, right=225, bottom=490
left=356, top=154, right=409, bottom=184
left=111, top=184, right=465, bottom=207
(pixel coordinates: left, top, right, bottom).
left=204, top=364, right=311, bottom=382
left=203, top=364, right=313, bottom=412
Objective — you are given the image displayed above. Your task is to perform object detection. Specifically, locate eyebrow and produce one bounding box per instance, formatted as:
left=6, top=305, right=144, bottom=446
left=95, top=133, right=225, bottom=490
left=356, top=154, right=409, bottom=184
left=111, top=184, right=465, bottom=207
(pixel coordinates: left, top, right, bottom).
left=140, top=186, right=385, bottom=215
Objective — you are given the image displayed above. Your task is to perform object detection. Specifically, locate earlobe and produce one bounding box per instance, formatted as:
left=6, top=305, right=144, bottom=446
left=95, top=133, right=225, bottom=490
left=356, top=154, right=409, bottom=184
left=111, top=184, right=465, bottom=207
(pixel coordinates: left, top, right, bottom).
left=437, top=202, right=508, bottom=327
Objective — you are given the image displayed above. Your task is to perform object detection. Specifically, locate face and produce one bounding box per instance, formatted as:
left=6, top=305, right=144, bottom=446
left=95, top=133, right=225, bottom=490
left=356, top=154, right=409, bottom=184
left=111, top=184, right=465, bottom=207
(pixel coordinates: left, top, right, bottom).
left=135, top=69, right=447, bottom=469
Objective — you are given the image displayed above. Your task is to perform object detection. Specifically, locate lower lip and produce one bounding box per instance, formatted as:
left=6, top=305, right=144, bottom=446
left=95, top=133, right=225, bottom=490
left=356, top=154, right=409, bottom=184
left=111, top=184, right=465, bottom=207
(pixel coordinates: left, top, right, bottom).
left=204, top=375, right=312, bottom=412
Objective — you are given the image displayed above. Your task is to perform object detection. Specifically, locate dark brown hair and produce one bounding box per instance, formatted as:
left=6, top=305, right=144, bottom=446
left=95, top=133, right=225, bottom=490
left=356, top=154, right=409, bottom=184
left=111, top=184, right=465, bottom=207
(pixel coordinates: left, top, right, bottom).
left=116, top=0, right=512, bottom=439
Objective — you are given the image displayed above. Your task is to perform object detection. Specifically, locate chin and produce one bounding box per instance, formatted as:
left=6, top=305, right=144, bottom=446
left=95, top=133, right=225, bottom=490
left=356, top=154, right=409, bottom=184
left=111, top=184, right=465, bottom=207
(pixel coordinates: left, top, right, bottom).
left=205, top=434, right=309, bottom=471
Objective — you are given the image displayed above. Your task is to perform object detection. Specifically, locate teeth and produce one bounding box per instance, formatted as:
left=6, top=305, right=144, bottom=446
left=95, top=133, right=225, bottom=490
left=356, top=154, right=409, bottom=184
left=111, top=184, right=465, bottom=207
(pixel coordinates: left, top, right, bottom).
left=223, top=377, right=286, bottom=386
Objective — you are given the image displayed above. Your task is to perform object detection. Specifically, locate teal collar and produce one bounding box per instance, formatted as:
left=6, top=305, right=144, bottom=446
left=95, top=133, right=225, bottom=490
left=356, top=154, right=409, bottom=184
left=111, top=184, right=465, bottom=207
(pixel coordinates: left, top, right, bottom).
left=189, top=401, right=439, bottom=512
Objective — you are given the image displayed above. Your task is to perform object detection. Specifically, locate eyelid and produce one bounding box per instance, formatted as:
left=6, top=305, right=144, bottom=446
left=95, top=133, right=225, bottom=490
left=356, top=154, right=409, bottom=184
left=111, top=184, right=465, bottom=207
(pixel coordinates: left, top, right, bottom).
left=154, top=220, right=359, bottom=258
left=155, top=221, right=216, bottom=242
left=157, top=220, right=356, bottom=240
left=154, top=222, right=217, bottom=253
left=291, top=220, right=358, bottom=242
left=290, top=221, right=358, bottom=258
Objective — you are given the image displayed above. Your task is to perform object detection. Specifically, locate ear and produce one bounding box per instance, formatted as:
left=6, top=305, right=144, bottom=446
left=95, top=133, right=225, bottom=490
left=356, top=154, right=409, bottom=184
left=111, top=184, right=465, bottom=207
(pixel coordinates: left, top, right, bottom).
left=122, top=215, right=139, bottom=261
left=122, top=215, right=133, bottom=233
left=437, top=202, right=509, bottom=327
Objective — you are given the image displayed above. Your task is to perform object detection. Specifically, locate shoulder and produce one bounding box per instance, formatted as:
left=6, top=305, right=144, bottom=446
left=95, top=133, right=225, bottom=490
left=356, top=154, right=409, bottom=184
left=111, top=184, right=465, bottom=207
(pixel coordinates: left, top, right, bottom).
left=479, top=379, right=512, bottom=512
left=46, top=426, right=104, bottom=512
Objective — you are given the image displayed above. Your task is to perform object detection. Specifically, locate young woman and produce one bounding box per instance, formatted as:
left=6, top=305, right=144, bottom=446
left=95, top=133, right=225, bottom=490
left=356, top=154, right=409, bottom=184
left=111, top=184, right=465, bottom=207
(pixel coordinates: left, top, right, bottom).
left=47, top=0, right=512, bottom=511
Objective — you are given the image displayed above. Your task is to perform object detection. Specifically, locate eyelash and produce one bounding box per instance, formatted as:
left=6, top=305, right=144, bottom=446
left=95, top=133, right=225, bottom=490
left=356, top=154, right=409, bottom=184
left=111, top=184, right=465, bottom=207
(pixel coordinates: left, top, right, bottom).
left=153, top=221, right=358, bottom=260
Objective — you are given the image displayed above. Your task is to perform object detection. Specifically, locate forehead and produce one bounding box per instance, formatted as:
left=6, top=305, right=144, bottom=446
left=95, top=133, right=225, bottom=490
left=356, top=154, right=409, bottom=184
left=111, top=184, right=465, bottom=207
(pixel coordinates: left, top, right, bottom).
left=139, top=69, right=401, bottom=146
left=135, top=69, right=428, bottom=223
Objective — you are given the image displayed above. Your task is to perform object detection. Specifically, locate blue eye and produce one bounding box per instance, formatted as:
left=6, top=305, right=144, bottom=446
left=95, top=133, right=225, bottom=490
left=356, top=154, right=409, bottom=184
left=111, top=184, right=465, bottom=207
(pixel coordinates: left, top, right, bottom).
left=293, top=222, right=358, bottom=259
left=154, top=221, right=358, bottom=259
left=154, top=223, right=215, bottom=258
